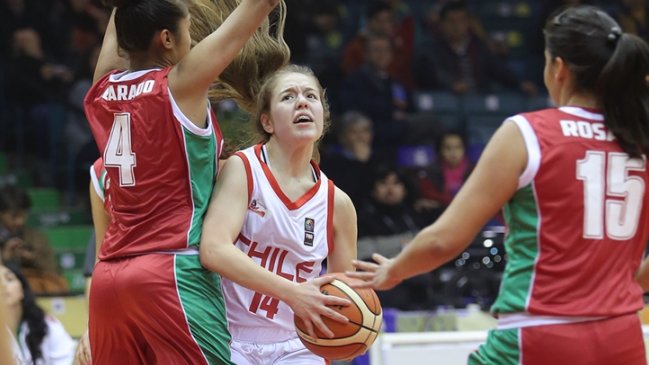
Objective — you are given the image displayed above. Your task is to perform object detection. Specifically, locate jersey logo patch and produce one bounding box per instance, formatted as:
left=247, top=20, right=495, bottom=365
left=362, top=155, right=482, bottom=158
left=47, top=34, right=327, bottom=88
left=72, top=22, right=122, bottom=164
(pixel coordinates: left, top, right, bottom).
left=304, top=218, right=315, bottom=246
left=249, top=199, right=267, bottom=217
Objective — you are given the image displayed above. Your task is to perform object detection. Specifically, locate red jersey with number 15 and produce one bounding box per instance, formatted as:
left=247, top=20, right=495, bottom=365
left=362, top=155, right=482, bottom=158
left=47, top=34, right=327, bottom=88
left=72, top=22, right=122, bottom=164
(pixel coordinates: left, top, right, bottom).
left=492, top=106, right=649, bottom=317
left=492, top=107, right=649, bottom=317
left=84, top=68, right=223, bottom=260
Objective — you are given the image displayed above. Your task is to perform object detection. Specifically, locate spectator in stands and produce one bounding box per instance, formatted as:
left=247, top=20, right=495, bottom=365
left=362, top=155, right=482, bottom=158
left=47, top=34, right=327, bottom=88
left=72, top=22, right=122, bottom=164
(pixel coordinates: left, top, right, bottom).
left=415, top=0, right=537, bottom=96
left=340, top=33, right=412, bottom=154
left=617, top=0, right=649, bottom=41
left=341, top=0, right=414, bottom=88
left=356, top=164, right=432, bottom=310
left=0, top=185, right=68, bottom=294
left=2, top=263, right=76, bottom=365
left=416, top=131, right=473, bottom=212
left=6, top=27, right=73, bottom=185
left=303, top=1, right=346, bottom=108
left=320, top=111, right=382, bottom=205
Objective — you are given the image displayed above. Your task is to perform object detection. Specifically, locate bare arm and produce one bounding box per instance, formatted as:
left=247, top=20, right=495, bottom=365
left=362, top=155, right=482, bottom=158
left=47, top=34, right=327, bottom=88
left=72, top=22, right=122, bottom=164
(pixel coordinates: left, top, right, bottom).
left=89, top=182, right=110, bottom=261
left=350, top=121, right=527, bottom=289
left=169, top=0, right=280, bottom=120
left=93, top=9, right=128, bottom=84
left=76, top=181, right=111, bottom=365
left=200, top=155, right=349, bottom=337
left=326, top=187, right=357, bottom=273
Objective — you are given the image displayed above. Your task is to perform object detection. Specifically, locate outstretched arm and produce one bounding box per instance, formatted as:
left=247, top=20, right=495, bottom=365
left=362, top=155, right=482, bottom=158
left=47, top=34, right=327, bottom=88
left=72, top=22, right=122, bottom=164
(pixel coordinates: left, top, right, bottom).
left=200, top=155, right=349, bottom=338
left=326, top=187, right=357, bottom=273
left=93, top=8, right=128, bottom=84
left=350, top=121, right=527, bottom=289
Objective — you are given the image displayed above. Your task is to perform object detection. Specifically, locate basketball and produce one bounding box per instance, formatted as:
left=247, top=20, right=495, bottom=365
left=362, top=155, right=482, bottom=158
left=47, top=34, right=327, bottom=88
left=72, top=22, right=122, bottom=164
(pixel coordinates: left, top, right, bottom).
left=294, top=272, right=383, bottom=360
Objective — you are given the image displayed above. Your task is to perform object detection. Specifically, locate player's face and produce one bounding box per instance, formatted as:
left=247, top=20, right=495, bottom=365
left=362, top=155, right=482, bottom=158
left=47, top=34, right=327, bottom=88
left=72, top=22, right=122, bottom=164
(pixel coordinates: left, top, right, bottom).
left=1, top=266, right=24, bottom=308
left=265, top=73, right=324, bottom=144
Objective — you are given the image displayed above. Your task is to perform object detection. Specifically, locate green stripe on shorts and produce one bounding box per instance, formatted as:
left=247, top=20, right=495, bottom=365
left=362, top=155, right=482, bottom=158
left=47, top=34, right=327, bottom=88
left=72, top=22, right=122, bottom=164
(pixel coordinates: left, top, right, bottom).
left=175, top=254, right=233, bottom=365
left=468, top=328, right=520, bottom=365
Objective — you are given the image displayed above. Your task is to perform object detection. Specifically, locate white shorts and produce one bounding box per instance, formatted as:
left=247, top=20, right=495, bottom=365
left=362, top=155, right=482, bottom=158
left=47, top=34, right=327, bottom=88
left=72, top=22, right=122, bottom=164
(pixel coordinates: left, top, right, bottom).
left=230, top=337, right=325, bottom=365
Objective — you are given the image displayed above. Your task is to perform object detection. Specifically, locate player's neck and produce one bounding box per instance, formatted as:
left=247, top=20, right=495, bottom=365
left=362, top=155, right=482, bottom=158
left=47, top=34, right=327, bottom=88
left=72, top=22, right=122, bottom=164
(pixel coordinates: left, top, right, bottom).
left=560, top=92, right=598, bottom=110
left=264, top=140, right=313, bottom=180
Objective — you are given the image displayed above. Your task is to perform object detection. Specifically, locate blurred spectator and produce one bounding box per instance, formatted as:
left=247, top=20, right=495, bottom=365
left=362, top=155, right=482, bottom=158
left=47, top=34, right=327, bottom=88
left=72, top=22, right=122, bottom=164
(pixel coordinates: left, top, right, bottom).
left=6, top=28, right=73, bottom=184
left=414, top=1, right=537, bottom=95
left=423, top=0, right=510, bottom=57
left=0, top=0, right=49, bottom=56
left=2, top=263, right=76, bottom=364
left=303, top=2, right=346, bottom=108
left=0, top=185, right=68, bottom=294
left=320, top=111, right=381, bottom=205
left=416, top=131, right=473, bottom=212
left=356, top=164, right=432, bottom=310
left=340, top=33, right=412, bottom=153
left=616, top=0, right=649, bottom=41
left=341, top=0, right=414, bottom=88
left=533, top=0, right=594, bottom=58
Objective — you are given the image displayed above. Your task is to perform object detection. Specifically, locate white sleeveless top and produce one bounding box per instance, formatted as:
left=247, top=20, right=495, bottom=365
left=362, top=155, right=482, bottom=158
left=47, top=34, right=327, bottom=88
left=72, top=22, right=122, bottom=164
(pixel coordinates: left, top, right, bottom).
left=221, top=144, right=335, bottom=342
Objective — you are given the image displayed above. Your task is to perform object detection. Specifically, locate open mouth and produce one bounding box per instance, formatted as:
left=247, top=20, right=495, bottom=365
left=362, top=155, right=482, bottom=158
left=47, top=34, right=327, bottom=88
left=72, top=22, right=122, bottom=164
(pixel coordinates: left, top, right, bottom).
left=293, top=115, right=313, bottom=124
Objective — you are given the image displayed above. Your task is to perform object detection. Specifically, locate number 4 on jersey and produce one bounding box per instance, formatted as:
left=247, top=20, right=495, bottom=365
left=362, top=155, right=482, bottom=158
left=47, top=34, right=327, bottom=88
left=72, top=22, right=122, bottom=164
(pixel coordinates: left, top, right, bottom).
left=105, top=113, right=137, bottom=186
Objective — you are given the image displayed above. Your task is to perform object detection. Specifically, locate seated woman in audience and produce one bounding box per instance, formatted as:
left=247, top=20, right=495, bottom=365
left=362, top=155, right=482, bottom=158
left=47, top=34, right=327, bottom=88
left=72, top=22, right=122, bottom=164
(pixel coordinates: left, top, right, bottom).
left=0, top=185, right=68, bottom=294
left=417, top=131, right=473, bottom=212
left=2, top=264, right=75, bottom=365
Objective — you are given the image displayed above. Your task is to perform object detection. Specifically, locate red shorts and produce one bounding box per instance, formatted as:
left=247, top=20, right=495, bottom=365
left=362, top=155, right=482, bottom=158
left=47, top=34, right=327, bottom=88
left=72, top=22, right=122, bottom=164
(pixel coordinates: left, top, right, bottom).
left=89, top=253, right=232, bottom=365
left=469, top=313, right=646, bottom=365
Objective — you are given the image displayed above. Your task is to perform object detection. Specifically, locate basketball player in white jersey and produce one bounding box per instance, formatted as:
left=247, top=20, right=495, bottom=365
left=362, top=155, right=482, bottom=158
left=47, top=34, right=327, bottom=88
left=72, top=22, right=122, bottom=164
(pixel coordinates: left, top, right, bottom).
left=200, top=64, right=357, bottom=365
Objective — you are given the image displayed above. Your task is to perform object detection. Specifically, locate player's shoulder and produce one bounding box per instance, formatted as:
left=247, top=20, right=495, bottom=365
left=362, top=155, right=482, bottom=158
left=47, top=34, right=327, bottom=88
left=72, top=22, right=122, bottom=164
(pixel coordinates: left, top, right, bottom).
left=332, top=186, right=355, bottom=213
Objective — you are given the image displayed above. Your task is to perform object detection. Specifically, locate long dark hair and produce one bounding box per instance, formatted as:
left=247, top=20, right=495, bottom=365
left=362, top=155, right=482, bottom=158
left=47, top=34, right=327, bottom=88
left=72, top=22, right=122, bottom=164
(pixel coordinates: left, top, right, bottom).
left=544, top=5, right=649, bottom=158
left=5, top=264, right=47, bottom=364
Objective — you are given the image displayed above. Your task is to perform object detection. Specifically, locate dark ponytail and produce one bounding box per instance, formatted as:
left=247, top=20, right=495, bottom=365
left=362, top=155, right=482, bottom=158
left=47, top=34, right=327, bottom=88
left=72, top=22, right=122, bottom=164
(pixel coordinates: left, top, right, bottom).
left=545, top=5, right=649, bottom=158
left=597, top=33, right=649, bottom=157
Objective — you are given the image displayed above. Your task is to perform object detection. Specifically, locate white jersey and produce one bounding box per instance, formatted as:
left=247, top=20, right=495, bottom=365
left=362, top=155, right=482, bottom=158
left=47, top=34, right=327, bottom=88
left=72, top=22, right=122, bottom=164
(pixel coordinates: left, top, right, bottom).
left=221, top=144, right=335, bottom=342
left=17, top=316, right=76, bottom=365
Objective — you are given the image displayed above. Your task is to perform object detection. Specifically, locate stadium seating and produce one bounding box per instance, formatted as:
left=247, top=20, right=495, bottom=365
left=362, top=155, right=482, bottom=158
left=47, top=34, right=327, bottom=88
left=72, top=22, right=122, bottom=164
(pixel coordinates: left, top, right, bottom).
left=42, top=225, right=93, bottom=293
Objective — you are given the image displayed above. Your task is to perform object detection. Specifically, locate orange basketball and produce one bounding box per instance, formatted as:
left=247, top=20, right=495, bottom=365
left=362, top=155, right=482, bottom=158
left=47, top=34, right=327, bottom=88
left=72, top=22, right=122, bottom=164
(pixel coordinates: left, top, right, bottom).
left=294, top=272, right=382, bottom=360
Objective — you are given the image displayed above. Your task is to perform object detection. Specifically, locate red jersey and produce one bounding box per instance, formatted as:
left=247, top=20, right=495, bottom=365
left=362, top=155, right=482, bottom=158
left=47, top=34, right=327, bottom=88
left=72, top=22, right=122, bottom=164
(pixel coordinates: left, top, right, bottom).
left=492, top=106, right=649, bottom=317
left=84, top=68, right=223, bottom=259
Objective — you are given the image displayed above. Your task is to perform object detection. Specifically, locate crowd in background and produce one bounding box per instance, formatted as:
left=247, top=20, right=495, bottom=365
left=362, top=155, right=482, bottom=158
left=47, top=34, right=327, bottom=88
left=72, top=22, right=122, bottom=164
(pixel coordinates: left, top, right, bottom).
left=1, top=0, right=649, bottom=310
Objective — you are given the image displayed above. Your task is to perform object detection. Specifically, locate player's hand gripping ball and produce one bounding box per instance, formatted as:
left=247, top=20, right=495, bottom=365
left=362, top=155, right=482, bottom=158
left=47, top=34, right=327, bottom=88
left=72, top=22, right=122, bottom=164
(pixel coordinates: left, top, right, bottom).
left=294, top=273, right=383, bottom=360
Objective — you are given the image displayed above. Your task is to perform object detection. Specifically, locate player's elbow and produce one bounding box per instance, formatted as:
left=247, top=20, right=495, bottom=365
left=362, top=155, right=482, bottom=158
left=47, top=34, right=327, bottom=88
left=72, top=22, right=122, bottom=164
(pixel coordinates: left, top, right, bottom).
left=199, top=240, right=226, bottom=273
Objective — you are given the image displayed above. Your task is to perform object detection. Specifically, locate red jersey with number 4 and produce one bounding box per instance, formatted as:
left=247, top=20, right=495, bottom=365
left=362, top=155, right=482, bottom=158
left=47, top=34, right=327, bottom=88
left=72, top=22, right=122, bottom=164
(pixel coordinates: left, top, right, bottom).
left=84, top=68, right=222, bottom=260
left=492, top=106, right=649, bottom=317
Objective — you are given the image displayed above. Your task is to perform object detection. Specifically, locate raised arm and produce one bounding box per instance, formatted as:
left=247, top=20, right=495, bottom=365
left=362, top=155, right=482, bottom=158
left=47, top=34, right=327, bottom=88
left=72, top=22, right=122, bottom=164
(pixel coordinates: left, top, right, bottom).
left=200, top=155, right=349, bottom=338
left=169, top=0, right=281, bottom=111
left=350, top=121, right=527, bottom=289
left=93, top=8, right=128, bottom=84
left=326, top=187, right=357, bottom=273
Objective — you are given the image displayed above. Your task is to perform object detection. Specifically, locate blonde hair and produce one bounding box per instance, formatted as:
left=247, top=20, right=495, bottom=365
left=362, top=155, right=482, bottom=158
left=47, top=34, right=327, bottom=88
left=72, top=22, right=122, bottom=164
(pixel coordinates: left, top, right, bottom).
left=188, top=0, right=291, bottom=115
